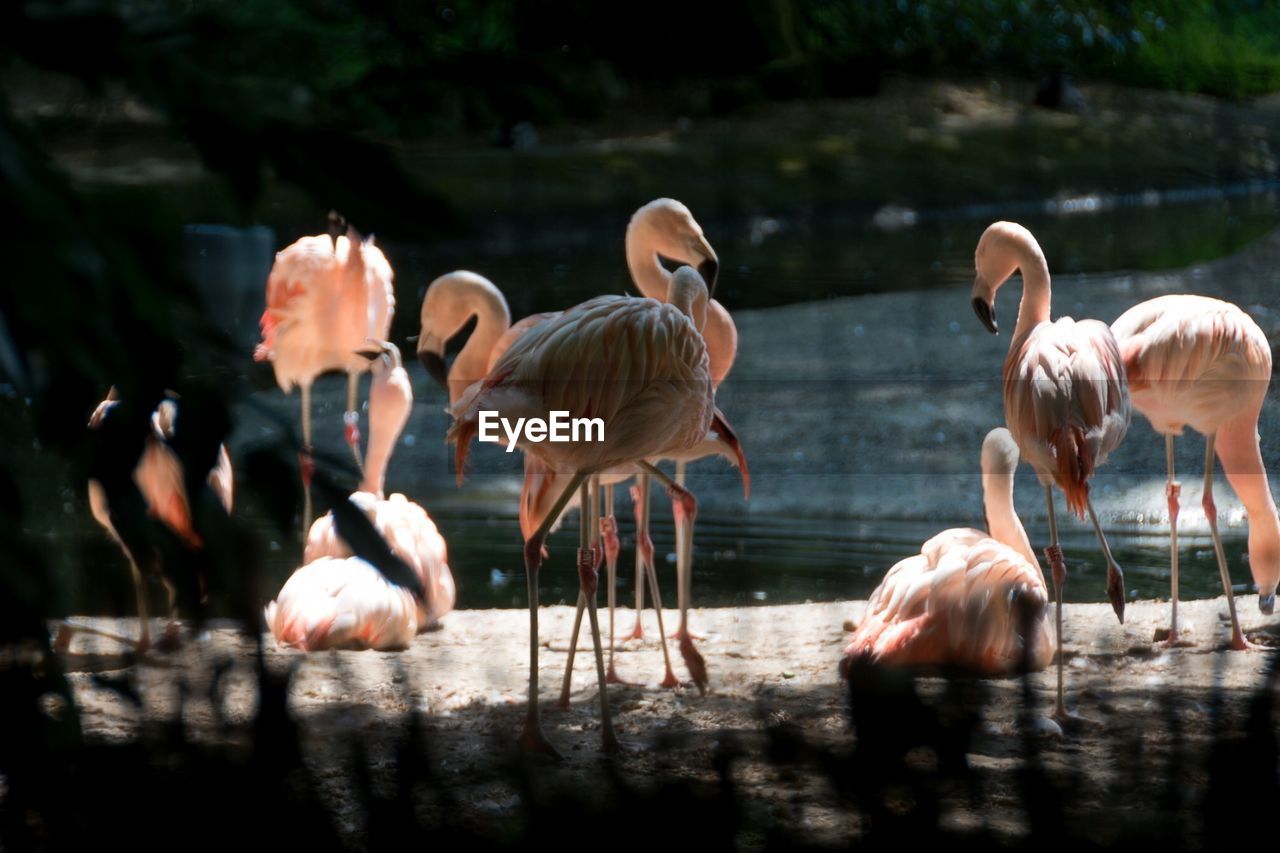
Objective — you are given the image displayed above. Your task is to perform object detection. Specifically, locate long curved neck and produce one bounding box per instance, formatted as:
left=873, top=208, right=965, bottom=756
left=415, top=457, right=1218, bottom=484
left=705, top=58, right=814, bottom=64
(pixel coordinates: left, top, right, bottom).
left=1011, top=241, right=1052, bottom=345
left=1217, top=412, right=1280, bottom=596
left=983, top=469, right=1040, bottom=576
left=703, top=299, right=737, bottom=387
left=449, top=290, right=511, bottom=405
left=625, top=226, right=671, bottom=300
left=360, top=367, right=412, bottom=496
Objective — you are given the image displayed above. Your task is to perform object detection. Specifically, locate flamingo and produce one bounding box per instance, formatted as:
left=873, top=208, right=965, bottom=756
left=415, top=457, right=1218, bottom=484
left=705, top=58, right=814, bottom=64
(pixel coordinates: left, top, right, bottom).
left=76, top=390, right=234, bottom=653
left=622, top=198, right=734, bottom=646
left=970, top=221, right=1130, bottom=718
left=840, top=428, right=1053, bottom=678
left=416, top=269, right=729, bottom=690
left=254, top=222, right=395, bottom=529
left=265, top=343, right=455, bottom=650
left=1112, top=294, right=1278, bottom=649
left=447, top=266, right=721, bottom=755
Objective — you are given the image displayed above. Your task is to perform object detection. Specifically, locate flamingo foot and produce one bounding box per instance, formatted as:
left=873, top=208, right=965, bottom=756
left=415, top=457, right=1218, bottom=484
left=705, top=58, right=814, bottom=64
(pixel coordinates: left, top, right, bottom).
left=605, top=661, right=639, bottom=686
left=625, top=622, right=645, bottom=641
left=154, top=622, right=183, bottom=653
left=517, top=719, right=564, bottom=761
left=668, top=626, right=706, bottom=641
left=679, top=634, right=707, bottom=696
left=1228, top=631, right=1254, bottom=652
left=1155, top=627, right=1194, bottom=648
left=53, top=624, right=74, bottom=653
left=660, top=667, right=680, bottom=689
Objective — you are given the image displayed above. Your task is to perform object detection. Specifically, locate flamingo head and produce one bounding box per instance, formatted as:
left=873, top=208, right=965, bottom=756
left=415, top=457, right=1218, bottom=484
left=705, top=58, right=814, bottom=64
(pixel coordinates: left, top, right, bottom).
left=417, top=271, right=509, bottom=392
left=972, top=221, right=1044, bottom=335
left=628, top=198, right=719, bottom=296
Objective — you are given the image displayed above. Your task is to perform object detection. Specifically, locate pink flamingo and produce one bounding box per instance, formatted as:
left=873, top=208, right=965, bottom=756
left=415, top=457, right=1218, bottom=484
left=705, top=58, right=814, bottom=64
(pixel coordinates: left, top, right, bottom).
left=841, top=428, right=1053, bottom=678
left=254, top=224, right=395, bottom=529
left=76, top=391, right=233, bottom=653
left=1112, top=294, right=1278, bottom=649
left=970, top=221, right=1130, bottom=718
left=622, top=199, right=735, bottom=649
left=448, top=266, right=720, bottom=755
left=266, top=344, right=455, bottom=650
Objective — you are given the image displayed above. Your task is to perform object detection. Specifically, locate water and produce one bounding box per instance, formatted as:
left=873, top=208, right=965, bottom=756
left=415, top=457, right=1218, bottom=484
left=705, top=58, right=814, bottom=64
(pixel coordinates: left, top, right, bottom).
left=49, top=181, right=1280, bottom=614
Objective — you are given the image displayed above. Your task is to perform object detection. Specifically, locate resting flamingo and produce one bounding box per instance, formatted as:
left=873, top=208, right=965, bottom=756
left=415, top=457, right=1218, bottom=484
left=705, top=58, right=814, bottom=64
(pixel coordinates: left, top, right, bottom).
left=265, top=344, right=454, bottom=650
left=75, top=390, right=233, bottom=652
left=254, top=222, right=395, bottom=529
left=448, top=266, right=721, bottom=755
left=1112, top=295, right=1278, bottom=649
left=840, top=428, right=1053, bottom=680
left=970, top=221, right=1130, bottom=718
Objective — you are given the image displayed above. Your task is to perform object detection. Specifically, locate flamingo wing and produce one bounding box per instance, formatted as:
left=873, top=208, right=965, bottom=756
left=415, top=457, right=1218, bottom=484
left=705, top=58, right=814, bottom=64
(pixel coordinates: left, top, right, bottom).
left=1004, top=318, right=1129, bottom=516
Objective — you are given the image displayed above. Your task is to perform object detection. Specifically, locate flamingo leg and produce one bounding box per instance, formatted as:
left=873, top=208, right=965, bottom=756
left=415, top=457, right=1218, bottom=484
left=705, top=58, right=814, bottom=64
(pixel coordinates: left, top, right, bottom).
left=345, top=372, right=365, bottom=478
left=130, top=559, right=152, bottom=654
left=641, top=529, right=680, bottom=689
left=520, top=471, right=586, bottom=758
left=641, top=461, right=706, bottom=694
left=1043, top=485, right=1066, bottom=720
left=157, top=576, right=182, bottom=651
left=1165, top=434, right=1183, bottom=644
left=601, top=485, right=633, bottom=685
left=300, top=382, right=314, bottom=533
left=1084, top=497, right=1126, bottom=624
left=1203, top=433, right=1249, bottom=651
left=667, top=460, right=703, bottom=640
left=627, top=475, right=649, bottom=640
left=559, top=589, right=587, bottom=709
left=578, top=478, right=619, bottom=751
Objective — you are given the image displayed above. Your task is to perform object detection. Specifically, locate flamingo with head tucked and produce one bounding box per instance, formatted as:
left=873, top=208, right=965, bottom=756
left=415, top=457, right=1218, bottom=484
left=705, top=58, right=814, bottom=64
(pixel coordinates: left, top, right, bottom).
left=447, top=266, right=722, bottom=756
left=254, top=220, right=395, bottom=530
left=265, top=343, right=454, bottom=651
left=970, top=221, right=1130, bottom=718
left=841, top=428, right=1053, bottom=681
left=1112, top=294, right=1277, bottom=649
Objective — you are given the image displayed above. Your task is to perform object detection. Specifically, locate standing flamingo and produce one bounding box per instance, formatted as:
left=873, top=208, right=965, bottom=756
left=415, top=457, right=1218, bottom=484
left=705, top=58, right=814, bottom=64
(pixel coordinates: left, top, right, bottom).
left=840, top=428, right=1053, bottom=678
left=1112, top=295, right=1278, bottom=649
left=970, top=221, right=1129, bottom=718
left=623, top=198, right=735, bottom=647
left=254, top=222, right=395, bottom=529
left=448, top=266, right=719, bottom=755
left=266, top=343, right=455, bottom=650
left=77, top=390, right=234, bottom=652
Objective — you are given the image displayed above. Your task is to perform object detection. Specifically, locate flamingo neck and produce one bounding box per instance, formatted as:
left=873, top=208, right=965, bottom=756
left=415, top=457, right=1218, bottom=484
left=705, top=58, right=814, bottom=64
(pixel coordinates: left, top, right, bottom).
left=1011, top=243, right=1052, bottom=344
left=449, top=291, right=511, bottom=405
left=1216, top=417, right=1280, bottom=597
left=625, top=227, right=671, bottom=301
left=983, top=471, right=1040, bottom=576
left=360, top=367, right=412, bottom=496
left=704, top=299, right=738, bottom=387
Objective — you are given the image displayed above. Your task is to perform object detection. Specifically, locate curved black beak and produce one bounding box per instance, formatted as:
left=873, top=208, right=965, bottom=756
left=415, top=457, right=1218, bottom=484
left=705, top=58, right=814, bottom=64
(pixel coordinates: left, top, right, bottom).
left=418, top=349, right=449, bottom=390
left=698, top=258, right=719, bottom=298
left=972, top=297, right=998, bottom=335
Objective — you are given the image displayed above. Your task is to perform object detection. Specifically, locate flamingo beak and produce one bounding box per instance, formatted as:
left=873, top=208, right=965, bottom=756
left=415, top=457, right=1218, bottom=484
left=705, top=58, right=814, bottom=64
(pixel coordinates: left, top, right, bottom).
left=972, top=297, right=998, bottom=335
left=418, top=348, right=448, bottom=390
left=698, top=258, right=719, bottom=297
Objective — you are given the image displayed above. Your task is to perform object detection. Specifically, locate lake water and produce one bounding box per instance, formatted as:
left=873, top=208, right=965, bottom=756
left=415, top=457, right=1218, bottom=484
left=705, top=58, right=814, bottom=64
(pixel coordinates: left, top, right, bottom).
left=48, top=179, right=1280, bottom=615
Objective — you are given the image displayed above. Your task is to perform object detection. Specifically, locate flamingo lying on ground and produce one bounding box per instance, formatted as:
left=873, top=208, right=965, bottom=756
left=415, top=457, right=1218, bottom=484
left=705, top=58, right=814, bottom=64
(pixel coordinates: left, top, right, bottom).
left=970, top=221, right=1130, bottom=718
left=1112, top=294, right=1278, bottom=649
left=841, top=428, right=1053, bottom=677
left=266, top=344, right=454, bottom=650
left=448, top=266, right=722, bottom=755
left=76, top=390, right=233, bottom=653
left=254, top=220, right=395, bottom=529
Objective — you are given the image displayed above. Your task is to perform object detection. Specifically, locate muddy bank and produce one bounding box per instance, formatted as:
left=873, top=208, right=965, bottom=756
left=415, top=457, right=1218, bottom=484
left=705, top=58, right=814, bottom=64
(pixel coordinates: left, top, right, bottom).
left=58, top=595, right=1280, bottom=846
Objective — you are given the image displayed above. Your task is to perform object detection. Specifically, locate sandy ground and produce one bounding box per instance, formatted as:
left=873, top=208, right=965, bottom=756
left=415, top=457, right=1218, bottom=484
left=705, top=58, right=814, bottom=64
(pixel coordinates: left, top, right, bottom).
left=57, top=595, right=1280, bottom=845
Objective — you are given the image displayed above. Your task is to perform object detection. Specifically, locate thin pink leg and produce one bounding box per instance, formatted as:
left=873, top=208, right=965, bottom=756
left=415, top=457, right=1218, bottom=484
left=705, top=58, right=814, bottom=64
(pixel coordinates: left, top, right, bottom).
left=1202, top=434, right=1249, bottom=651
